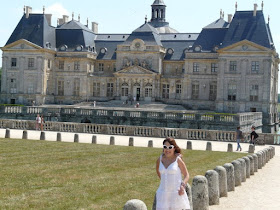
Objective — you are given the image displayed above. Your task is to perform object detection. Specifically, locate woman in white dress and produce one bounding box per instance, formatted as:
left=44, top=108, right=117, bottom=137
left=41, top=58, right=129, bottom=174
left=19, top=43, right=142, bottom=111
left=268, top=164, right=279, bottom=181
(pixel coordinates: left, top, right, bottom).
left=156, top=137, right=190, bottom=210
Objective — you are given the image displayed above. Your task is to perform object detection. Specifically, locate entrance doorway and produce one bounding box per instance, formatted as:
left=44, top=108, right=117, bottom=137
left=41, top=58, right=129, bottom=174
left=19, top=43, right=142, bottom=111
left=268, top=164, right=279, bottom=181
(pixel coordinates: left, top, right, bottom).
left=250, top=108, right=257, bottom=112
left=10, top=99, right=16, bottom=104
left=136, top=88, right=140, bottom=101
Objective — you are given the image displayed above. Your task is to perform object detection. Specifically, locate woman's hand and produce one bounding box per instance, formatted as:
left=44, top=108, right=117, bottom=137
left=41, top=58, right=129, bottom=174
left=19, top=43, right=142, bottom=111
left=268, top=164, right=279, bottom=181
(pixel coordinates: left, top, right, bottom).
left=178, top=185, right=185, bottom=196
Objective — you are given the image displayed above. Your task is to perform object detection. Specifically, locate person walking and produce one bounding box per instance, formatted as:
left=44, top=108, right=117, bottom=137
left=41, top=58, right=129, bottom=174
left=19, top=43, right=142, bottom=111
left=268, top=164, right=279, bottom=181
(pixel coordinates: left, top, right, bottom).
left=40, top=115, right=44, bottom=131
left=250, top=126, right=258, bottom=145
left=236, top=126, right=243, bottom=151
left=36, top=114, right=41, bottom=130
left=155, top=137, right=190, bottom=210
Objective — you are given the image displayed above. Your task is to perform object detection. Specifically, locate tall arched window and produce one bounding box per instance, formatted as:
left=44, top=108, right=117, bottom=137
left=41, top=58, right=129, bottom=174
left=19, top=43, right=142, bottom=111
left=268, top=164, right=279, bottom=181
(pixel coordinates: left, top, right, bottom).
left=121, top=83, right=129, bottom=96
left=145, top=83, right=153, bottom=97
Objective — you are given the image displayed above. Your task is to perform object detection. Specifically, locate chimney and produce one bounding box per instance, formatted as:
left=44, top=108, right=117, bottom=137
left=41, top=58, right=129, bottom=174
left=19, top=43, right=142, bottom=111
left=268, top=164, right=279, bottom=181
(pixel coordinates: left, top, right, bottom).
left=92, top=22, right=98, bottom=34
left=253, top=4, right=258, bottom=16
left=58, top=18, right=63, bottom=25
left=45, top=14, right=52, bottom=26
left=63, top=15, right=69, bottom=23
left=228, top=14, right=233, bottom=23
left=26, top=6, right=32, bottom=18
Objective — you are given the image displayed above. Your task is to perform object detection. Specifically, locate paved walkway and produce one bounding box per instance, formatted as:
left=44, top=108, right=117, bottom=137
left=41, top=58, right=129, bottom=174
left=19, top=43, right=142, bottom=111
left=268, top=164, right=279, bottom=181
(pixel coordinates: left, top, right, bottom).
left=0, top=128, right=279, bottom=210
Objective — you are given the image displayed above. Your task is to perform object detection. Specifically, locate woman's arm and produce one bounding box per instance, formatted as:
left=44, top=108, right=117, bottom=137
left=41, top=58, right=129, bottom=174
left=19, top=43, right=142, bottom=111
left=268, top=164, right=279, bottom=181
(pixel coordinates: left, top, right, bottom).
left=178, top=157, right=189, bottom=195
left=156, top=157, right=161, bottom=179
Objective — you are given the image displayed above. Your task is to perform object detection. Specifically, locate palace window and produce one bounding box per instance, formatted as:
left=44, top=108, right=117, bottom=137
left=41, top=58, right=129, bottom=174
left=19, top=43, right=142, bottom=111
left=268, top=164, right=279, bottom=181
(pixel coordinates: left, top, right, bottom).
left=28, top=58, right=34, bottom=68
left=99, top=63, right=104, bottom=72
left=48, top=59, right=51, bottom=69
left=11, top=58, right=17, bottom=67
left=27, top=84, right=34, bottom=94
left=93, top=82, right=100, bottom=97
left=145, top=83, right=153, bottom=97
left=193, top=62, right=199, bottom=72
left=74, top=61, right=80, bottom=71
left=229, top=61, right=237, bottom=71
left=107, top=83, right=114, bottom=97
left=176, top=84, right=182, bottom=99
left=121, top=83, right=129, bottom=97
left=211, top=63, right=218, bottom=73
left=73, top=78, right=80, bottom=96
left=192, top=84, right=199, bottom=99
left=228, top=84, right=237, bottom=101
left=57, top=80, right=64, bottom=96
left=10, top=79, right=17, bottom=94
left=250, top=85, right=259, bottom=101
left=162, top=84, right=169, bottom=99
left=209, top=82, right=217, bottom=100
left=251, top=61, right=259, bottom=72
left=59, top=61, right=64, bottom=70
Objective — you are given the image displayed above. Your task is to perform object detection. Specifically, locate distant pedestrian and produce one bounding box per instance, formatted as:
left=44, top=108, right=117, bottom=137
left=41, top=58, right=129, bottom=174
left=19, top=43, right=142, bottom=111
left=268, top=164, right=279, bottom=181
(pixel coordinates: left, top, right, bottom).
left=93, top=101, right=96, bottom=107
left=133, top=96, right=136, bottom=102
left=40, top=115, right=45, bottom=131
left=36, top=114, right=41, bottom=130
left=236, top=126, right=243, bottom=151
left=250, top=126, right=258, bottom=145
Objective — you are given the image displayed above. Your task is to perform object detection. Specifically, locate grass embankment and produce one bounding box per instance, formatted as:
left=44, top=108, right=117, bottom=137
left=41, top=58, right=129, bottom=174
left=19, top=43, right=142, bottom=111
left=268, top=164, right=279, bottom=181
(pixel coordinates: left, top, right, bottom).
left=0, top=138, right=244, bottom=209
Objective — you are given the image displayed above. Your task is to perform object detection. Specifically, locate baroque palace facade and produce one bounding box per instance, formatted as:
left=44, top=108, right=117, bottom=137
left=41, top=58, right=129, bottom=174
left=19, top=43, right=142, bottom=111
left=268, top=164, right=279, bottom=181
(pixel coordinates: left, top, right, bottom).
left=0, top=0, right=279, bottom=132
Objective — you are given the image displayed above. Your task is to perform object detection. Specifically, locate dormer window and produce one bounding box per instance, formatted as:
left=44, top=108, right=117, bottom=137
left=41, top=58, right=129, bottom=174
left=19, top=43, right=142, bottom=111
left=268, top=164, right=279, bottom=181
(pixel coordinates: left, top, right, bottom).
left=60, top=45, right=68, bottom=51
left=76, top=45, right=83, bottom=51
left=100, top=48, right=107, bottom=54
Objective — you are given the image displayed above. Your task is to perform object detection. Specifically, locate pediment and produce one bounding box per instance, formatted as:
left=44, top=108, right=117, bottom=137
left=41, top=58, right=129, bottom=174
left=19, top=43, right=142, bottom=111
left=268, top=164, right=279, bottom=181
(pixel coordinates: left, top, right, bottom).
left=114, top=65, right=156, bottom=75
left=218, top=40, right=270, bottom=53
left=1, top=39, right=42, bottom=50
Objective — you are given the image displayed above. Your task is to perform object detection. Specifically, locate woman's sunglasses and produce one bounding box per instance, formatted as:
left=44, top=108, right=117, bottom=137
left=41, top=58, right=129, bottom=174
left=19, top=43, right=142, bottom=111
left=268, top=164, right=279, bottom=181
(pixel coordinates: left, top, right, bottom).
left=163, top=145, right=174, bottom=150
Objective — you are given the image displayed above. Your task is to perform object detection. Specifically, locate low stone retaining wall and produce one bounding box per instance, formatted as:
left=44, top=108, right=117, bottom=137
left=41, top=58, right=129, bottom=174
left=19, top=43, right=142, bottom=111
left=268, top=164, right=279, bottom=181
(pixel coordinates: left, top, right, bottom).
left=0, top=119, right=279, bottom=145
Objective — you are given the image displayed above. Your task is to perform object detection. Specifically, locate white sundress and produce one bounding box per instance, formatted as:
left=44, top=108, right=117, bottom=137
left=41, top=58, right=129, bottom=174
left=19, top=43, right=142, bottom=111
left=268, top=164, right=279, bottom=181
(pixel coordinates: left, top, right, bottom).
left=156, top=155, right=190, bottom=210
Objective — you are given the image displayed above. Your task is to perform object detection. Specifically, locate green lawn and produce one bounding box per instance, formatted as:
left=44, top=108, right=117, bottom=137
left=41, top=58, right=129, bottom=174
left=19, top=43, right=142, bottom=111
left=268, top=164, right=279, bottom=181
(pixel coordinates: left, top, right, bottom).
left=0, top=138, right=244, bottom=209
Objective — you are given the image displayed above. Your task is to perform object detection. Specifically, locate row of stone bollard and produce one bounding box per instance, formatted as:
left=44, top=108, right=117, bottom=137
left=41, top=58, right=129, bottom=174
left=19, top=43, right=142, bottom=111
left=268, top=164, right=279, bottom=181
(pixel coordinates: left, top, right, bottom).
left=123, top=146, right=275, bottom=210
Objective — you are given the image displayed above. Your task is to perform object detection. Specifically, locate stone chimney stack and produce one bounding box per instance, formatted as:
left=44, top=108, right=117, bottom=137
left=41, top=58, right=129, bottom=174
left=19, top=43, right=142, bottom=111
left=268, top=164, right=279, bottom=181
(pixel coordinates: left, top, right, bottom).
left=26, top=6, right=32, bottom=18
left=92, top=22, right=98, bottom=34
left=228, top=14, right=233, bottom=23
left=63, top=15, right=69, bottom=23
left=253, top=4, right=258, bottom=16
left=45, top=14, right=52, bottom=26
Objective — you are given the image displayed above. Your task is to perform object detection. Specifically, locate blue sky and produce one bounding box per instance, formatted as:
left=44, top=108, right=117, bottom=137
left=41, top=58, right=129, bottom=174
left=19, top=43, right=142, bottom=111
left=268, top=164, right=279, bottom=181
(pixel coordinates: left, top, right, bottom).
left=1, top=0, right=279, bottom=74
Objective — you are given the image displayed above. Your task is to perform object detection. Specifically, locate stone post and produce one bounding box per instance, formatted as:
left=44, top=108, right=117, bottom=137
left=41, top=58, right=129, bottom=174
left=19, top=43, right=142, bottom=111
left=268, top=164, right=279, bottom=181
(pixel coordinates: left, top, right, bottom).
left=205, top=170, right=219, bottom=205
left=92, top=135, right=97, bottom=144
left=129, top=137, right=134, bottom=146
left=22, top=130, right=28, bottom=139
left=252, top=154, right=258, bottom=172
left=256, top=153, right=262, bottom=169
left=247, top=155, right=254, bottom=175
left=206, top=142, right=212, bottom=151
left=242, top=156, right=250, bottom=178
left=40, top=131, right=45, bottom=140
left=148, top=140, right=153, bottom=147
left=74, top=134, right=79, bottom=143
left=227, top=143, right=233, bottom=152
left=248, top=145, right=255, bottom=153
left=214, top=166, right=227, bottom=197
left=187, top=141, right=192, bottom=150
left=57, top=133, right=61, bottom=142
left=123, top=199, right=147, bottom=210
left=185, top=183, right=193, bottom=210
left=192, top=175, right=209, bottom=210
left=223, top=163, right=235, bottom=192
left=5, top=128, right=10, bottom=138
left=231, top=160, right=241, bottom=187
left=110, top=136, right=115, bottom=145
left=237, top=158, right=246, bottom=182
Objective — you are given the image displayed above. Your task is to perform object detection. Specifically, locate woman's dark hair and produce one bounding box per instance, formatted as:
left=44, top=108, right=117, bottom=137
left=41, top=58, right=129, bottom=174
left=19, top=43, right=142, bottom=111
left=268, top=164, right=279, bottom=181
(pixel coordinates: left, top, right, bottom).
left=163, top=137, right=181, bottom=154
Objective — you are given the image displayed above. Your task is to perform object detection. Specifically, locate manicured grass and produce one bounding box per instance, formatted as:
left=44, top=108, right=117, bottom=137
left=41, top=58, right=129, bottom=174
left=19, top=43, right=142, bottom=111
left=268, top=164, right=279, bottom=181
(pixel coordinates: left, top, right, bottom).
left=0, top=138, right=244, bottom=209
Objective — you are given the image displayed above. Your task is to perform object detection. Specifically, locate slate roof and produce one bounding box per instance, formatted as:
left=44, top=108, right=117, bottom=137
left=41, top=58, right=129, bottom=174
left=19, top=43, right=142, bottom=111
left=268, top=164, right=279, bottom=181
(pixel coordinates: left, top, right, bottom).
left=56, top=20, right=96, bottom=50
left=124, top=23, right=162, bottom=46
left=221, top=10, right=273, bottom=49
left=203, top=18, right=229, bottom=29
left=152, top=0, right=166, bottom=6
left=192, top=28, right=228, bottom=52
left=162, top=41, right=196, bottom=60
left=95, top=41, right=120, bottom=60
left=6, top=14, right=56, bottom=49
